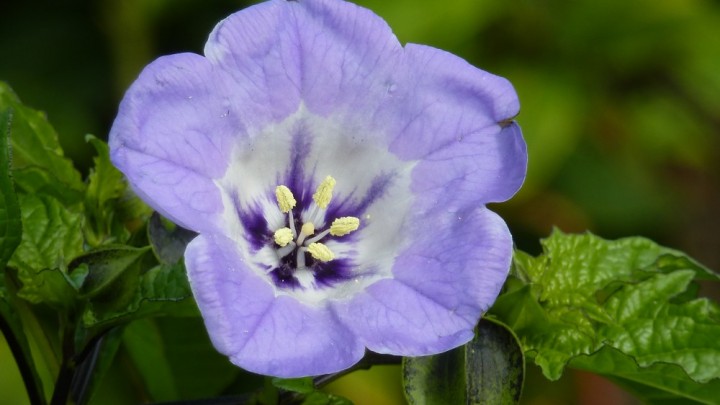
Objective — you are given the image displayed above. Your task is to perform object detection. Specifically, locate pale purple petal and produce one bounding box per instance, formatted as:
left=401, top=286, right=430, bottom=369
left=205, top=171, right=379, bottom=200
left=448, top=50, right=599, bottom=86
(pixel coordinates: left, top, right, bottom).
left=384, top=44, right=526, bottom=205
left=186, top=233, right=364, bottom=377
left=110, top=53, right=241, bottom=234
left=410, top=122, right=527, bottom=214
left=204, top=0, right=402, bottom=123
left=336, top=208, right=512, bottom=355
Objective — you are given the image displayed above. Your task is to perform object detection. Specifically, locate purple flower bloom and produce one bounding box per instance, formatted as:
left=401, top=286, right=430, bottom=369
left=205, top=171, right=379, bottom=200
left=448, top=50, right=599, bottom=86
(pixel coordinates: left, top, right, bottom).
left=109, top=0, right=527, bottom=377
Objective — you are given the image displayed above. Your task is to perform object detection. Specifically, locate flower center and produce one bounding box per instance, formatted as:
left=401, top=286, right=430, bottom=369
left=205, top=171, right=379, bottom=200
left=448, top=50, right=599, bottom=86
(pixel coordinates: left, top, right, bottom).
left=270, top=175, right=360, bottom=287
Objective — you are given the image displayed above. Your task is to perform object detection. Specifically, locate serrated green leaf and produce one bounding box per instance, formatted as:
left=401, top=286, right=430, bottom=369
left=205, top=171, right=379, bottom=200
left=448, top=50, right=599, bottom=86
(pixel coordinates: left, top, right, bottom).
left=84, top=135, right=132, bottom=246
left=490, top=230, right=720, bottom=403
left=83, top=262, right=195, bottom=328
left=600, top=271, right=720, bottom=383
left=16, top=267, right=78, bottom=308
left=8, top=194, right=83, bottom=307
left=68, top=245, right=150, bottom=298
left=0, top=82, right=83, bottom=194
left=9, top=194, right=83, bottom=273
left=148, top=212, right=197, bottom=265
left=403, top=319, right=524, bottom=405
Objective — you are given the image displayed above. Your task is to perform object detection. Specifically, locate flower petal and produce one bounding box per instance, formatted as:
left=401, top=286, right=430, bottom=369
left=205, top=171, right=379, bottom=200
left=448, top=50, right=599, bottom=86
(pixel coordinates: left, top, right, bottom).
left=385, top=44, right=527, bottom=205
left=109, top=53, right=241, bottom=234
left=411, top=122, right=527, bottom=212
left=337, top=207, right=512, bottom=355
left=204, top=0, right=402, bottom=122
left=186, top=233, right=364, bottom=377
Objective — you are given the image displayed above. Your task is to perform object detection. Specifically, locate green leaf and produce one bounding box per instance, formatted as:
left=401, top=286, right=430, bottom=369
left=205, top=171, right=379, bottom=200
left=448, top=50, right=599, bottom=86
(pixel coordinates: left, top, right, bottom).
left=403, top=319, right=524, bottom=405
left=12, top=167, right=83, bottom=206
left=147, top=212, right=197, bottom=265
left=152, top=316, right=242, bottom=399
left=0, top=82, right=83, bottom=194
left=0, top=275, right=50, bottom=405
left=122, top=318, right=180, bottom=401
left=7, top=194, right=83, bottom=307
left=490, top=230, right=720, bottom=403
left=0, top=108, right=21, bottom=272
left=571, top=346, right=720, bottom=405
left=0, top=109, right=46, bottom=404
left=84, top=135, right=131, bottom=246
left=83, top=262, right=196, bottom=327
left=68, top=245, right=150, bottom=298
left=0, top=105, right=23, bottom=355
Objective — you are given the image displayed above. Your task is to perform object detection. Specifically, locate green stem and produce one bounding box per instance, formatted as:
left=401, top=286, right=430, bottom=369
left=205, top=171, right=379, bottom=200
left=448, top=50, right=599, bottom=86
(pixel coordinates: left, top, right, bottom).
left=70, top=328, right=113, bottom=405
left=50, top=320, right=77, bottom=405
left=0, top=313, right=46, bottom=405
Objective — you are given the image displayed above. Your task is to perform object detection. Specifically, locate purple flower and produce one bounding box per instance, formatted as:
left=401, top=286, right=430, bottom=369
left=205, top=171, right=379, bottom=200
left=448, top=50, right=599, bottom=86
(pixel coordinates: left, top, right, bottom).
left=109, top=0, right=527, bottom=377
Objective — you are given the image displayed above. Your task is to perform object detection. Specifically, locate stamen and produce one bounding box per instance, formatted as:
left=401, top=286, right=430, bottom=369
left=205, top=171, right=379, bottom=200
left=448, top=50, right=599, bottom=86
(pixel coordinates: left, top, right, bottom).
left=275, top=185, right=296, bottom=213
left=312, top=176, right=336, bottom=208
left=273, top=227, right=294, bottom=247
left=275, top=242, right=296, bottom=259
left=307, top=242, right=335, bottom=262
left=304, top=229, right=330, bottom=245
left=330, top=217, right=360, bottom=236
left=269, top=177, right=353, bottom=277
left=288, top=210, right=297, bottom=237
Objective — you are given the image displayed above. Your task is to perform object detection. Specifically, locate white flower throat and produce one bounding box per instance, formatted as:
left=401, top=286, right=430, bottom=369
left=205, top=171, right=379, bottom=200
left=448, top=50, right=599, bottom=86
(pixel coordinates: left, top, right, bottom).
left=272, top=175, right=360, bottom=271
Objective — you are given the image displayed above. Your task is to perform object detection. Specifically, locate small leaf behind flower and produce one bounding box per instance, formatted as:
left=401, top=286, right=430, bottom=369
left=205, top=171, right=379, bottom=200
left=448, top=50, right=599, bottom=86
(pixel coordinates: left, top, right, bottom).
left=83, top=262, right=196, bottom=328
left=403, top=318, right=524, bottom=405
left=148, top=212, right=197, bottom=265
left=84, top=135, right=143, bottom=246
left=68, top=245, right=150, bottom=298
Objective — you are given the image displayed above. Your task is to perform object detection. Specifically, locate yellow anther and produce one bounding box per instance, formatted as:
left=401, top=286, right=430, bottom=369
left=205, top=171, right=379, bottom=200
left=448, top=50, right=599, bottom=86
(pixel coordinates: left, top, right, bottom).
left=275, top=185, right=296, bottom=213
left=312, top=176, right=336, bottom=208
left=307, top=243, right=335, bottom=262
left=330, top=217, right=360, bottom=236
left=273, top=227, right=294, bottom=247
left=300, top=222, right=315, bottom=236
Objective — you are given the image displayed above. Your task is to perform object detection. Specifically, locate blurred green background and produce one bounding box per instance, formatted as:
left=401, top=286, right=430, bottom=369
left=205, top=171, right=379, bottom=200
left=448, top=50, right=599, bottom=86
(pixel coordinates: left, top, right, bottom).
left=1, top=0, right=718, bottom=404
